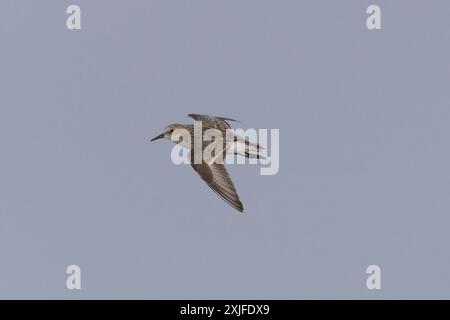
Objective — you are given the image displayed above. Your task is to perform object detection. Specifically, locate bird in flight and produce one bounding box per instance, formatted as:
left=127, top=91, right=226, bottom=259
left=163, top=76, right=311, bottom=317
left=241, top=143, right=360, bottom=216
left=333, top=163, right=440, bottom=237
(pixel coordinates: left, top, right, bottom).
left=151, top=114, right=263, bottom=213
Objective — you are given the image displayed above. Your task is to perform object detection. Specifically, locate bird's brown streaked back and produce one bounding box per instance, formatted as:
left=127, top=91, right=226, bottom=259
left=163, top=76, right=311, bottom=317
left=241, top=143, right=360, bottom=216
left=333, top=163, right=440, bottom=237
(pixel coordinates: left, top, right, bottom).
left=187, top=114, right=239, bottom=131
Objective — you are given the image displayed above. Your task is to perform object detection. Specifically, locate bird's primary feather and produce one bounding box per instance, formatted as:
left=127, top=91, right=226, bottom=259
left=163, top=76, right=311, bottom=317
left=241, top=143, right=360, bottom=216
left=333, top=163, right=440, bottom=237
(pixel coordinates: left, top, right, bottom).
left=191, top=161, right=244, bottom=213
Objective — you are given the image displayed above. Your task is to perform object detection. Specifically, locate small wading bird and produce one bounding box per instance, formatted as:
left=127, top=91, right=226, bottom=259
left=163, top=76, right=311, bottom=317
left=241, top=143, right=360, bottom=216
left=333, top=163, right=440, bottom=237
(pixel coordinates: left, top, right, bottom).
left=151, top=114, right=264, bottom=213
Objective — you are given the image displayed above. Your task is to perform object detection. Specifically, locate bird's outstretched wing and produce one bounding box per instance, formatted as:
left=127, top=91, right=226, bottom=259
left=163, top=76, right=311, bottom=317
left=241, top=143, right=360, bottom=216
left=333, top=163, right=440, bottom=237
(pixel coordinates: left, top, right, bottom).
left=191, top=161, right=244, bottom=213
left=187, top=114, right=239, bottom=131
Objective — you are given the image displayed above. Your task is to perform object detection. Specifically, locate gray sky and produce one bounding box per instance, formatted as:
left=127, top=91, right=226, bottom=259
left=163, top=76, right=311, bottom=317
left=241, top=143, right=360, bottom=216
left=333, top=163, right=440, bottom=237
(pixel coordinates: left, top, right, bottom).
left=1, top=0, right=450, bottom=299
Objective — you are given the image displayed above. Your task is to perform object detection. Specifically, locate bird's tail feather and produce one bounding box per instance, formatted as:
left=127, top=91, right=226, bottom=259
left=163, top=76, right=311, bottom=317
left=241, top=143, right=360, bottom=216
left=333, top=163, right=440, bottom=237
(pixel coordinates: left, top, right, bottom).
left=231, top=136, right=265, bottom=159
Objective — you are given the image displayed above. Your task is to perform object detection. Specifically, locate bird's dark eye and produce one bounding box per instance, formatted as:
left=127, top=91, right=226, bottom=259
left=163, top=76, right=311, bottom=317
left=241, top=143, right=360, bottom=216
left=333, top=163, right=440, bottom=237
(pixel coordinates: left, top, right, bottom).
left=170, top=129, right=174, bottom=133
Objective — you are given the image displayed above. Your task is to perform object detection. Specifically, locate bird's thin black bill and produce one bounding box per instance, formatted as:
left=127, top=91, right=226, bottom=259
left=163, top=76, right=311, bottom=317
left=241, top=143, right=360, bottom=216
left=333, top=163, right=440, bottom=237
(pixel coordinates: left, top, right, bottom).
left=150, top=133, right=164, bottom=141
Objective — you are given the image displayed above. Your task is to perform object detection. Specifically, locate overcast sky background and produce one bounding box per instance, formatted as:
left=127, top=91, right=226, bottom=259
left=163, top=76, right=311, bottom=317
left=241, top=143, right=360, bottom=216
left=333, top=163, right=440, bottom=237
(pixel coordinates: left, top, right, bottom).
left=1, top=0, right=450, bottom=299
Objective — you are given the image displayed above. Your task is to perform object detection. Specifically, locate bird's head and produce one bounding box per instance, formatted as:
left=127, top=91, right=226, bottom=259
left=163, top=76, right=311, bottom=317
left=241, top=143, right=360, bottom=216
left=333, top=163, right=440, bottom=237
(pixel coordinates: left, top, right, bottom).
left=150, top=124, right=188, bottom=142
